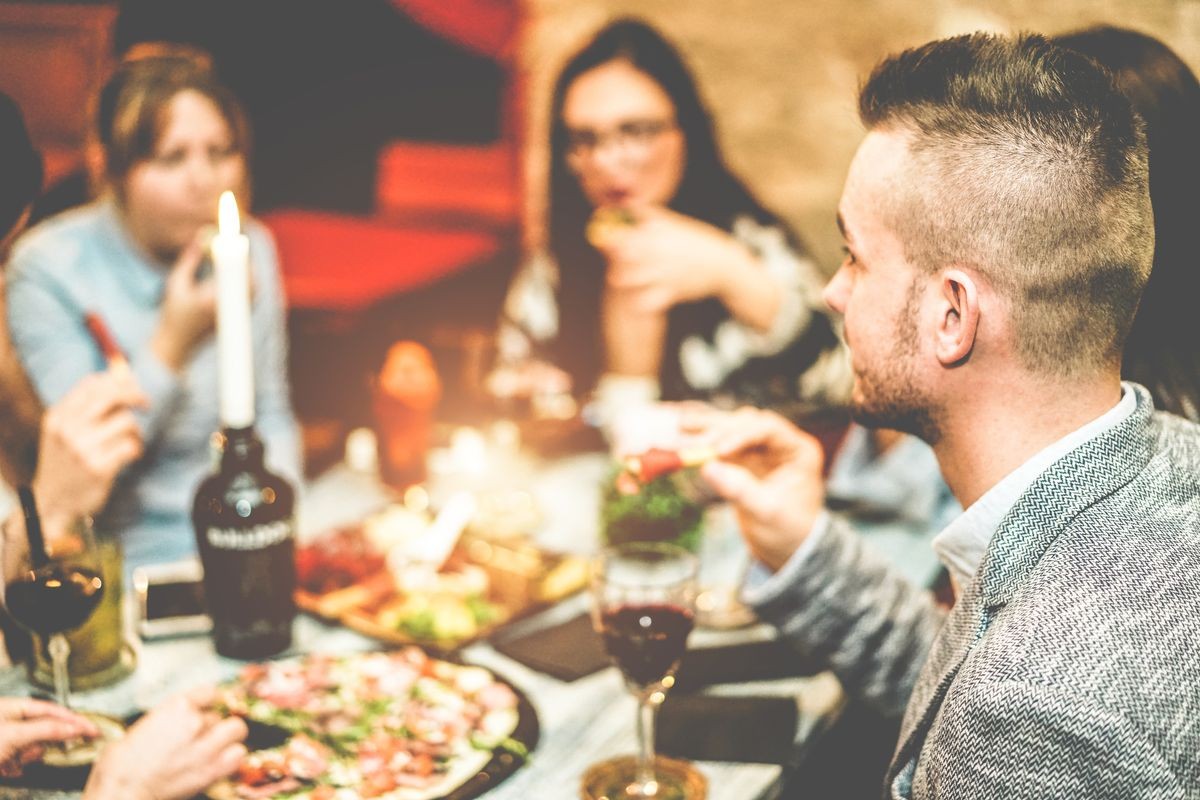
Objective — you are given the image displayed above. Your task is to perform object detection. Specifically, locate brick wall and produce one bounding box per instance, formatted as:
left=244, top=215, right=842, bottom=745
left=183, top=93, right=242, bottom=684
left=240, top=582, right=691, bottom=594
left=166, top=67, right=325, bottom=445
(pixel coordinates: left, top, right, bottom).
left=522, top=0, right=1200, bottom=273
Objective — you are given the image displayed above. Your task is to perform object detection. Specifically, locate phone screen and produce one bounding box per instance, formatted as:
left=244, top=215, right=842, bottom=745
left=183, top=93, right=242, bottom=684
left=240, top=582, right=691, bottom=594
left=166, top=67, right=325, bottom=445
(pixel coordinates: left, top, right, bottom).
left=145, top=580, right=207, bottom=620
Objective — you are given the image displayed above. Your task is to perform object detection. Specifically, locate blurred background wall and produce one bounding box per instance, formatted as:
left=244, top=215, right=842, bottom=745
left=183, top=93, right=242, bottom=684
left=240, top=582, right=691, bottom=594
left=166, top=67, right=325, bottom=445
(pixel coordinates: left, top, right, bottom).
left=522, top=0, right=1200, bottom=273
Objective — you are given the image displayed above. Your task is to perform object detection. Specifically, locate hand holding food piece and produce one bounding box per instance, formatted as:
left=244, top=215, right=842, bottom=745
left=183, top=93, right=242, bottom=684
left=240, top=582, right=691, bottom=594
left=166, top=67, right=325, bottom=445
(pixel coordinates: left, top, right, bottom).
left=619, top=446, right=718, bottom=491
left=600, top=206, right=747, bottom=313
left=680, top=406, right=826, bottom=572
left=32, top=370, right=147, bottom=526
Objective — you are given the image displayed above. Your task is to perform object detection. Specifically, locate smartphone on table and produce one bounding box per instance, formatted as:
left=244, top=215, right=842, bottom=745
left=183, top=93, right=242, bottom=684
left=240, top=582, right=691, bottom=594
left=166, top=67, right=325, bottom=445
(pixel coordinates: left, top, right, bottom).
left=133, top=559, right=211, bottom=639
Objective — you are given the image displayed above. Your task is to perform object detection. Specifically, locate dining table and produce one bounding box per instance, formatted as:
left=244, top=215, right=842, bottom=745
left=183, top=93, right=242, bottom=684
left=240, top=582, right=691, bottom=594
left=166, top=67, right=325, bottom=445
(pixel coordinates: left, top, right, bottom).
left=0, top=444, right=845, bottom=800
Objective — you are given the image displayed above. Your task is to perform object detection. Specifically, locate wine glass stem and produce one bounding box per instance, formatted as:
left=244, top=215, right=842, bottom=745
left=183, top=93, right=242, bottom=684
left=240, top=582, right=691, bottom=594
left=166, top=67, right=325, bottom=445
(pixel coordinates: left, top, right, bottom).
left=635, top=693, right=657, bottom=793
left=48, top=634, right=71, bottom=709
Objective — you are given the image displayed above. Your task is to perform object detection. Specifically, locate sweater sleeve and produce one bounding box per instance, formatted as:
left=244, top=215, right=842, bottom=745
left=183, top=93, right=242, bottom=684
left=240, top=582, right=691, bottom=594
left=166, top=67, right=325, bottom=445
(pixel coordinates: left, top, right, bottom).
left=751, top=513, right=945, bottom=718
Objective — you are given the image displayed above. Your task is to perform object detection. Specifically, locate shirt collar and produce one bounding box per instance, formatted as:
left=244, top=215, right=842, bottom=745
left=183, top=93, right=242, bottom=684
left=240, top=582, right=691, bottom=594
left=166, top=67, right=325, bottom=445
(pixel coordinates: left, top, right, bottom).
left=931, top=382, right=1137, bottom=590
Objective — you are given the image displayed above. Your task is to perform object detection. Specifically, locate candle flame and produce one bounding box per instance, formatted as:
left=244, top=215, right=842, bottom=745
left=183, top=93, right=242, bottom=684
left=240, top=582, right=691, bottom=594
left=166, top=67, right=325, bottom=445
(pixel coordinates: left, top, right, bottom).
left=218, top=191, right=240, bottom=235
left=450, top=428, right=488, bottom=475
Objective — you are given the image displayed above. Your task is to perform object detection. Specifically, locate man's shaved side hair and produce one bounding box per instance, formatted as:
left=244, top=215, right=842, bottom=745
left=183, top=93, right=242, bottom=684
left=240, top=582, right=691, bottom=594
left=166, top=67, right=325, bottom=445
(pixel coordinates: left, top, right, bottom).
left=859, top=32, right=1153, bottom=376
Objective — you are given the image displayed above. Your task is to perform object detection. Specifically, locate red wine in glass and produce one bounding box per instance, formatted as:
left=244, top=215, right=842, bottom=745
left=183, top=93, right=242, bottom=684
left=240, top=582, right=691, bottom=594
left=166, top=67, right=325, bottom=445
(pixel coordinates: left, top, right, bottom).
left=585, top=542, right=704, bottom=800
left=6, top=564, right=104, bottom=637
left=600, top=603, right=694, bottom=688
left=3, top=494, right=118, bottom=766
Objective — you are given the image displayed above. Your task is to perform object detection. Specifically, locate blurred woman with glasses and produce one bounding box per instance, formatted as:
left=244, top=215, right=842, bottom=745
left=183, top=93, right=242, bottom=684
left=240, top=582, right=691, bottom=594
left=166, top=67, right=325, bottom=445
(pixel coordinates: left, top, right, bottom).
left=495, top=18, right=850, bottom=426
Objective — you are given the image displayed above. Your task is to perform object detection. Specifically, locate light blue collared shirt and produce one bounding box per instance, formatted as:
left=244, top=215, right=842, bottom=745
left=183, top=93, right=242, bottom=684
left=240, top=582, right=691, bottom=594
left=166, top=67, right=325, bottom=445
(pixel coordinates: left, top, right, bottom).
left=931, top=383, right=1135, bottom=590
left=5, top=199, right=302, bottom=570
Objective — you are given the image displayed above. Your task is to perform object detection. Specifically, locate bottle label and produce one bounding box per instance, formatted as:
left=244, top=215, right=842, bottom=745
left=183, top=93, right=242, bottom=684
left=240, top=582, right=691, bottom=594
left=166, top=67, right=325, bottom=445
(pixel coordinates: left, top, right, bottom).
left=206, top=520, right=292, bottom=551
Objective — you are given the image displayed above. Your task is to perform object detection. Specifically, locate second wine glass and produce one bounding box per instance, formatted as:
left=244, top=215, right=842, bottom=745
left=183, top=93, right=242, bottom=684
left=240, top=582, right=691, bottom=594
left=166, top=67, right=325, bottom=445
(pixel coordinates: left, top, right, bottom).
left=585, top=541, right=705, bottom=799
left=4, top=496, right=120, bottom=764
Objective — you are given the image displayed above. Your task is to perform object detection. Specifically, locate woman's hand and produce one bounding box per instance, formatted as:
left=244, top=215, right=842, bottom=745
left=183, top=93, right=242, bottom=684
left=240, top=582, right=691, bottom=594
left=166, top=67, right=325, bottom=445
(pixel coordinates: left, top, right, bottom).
left=83, top=690, right=247, bottom=800
left=600, top=206, right=752, bottom=313
left=150, top=234, right=217, bottom=372
left=0, top=698, right=99, bottom=777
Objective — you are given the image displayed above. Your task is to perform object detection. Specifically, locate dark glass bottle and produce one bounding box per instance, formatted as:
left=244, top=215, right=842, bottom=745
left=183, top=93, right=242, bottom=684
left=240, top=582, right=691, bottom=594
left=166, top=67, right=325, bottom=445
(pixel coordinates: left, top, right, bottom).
left=192, top=426, right=296, bottom=659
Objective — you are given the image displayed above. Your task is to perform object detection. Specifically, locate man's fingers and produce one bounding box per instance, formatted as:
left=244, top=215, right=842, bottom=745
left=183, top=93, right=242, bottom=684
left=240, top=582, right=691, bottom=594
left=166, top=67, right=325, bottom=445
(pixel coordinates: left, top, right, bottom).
left=712, top=408, right=806, bottom=460
left=674, top=403, right=730, bottom=437
left=701, top=460, right=769, bottom=513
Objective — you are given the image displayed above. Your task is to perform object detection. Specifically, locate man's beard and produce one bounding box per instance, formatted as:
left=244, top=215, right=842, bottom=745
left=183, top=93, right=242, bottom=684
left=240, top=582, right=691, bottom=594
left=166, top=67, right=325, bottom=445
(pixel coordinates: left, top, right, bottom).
left=848, top=282, right=943, bottom=444
left=849, top=377, right=941, bottom=444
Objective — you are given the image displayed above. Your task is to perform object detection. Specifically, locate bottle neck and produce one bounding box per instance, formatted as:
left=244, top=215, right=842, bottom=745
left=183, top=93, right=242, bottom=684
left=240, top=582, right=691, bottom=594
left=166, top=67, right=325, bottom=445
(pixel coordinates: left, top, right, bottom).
left=219, top=425, right=265, bottom=471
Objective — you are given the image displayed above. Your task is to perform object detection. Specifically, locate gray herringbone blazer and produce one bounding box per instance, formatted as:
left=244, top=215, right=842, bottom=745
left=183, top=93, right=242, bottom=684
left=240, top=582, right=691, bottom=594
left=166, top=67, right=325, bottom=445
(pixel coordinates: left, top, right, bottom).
left=754, top=384, right=1200, bottom=798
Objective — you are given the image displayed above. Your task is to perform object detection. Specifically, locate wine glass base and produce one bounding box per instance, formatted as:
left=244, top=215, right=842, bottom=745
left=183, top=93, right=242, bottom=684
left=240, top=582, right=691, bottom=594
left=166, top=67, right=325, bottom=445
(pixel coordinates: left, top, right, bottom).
left=695, top=587, right=756, bottom=629
left=30, top=641, right=137, bottom=692
left=581, top=755, right=707, bottom=800
left=40, top=712, right=125, bottom=768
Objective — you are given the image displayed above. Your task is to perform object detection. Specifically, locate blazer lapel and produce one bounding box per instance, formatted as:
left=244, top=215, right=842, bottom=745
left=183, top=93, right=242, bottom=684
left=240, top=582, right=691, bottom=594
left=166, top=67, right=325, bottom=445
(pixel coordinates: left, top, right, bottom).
left=887, top=571, right=988, bottom=794
left=885, top=385, right=1157, bottom=795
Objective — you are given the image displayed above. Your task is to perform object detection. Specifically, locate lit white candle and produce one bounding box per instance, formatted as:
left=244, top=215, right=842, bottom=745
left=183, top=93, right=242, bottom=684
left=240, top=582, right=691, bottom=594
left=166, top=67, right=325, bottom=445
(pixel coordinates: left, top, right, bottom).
left=212, top=191, right=255, bottom=429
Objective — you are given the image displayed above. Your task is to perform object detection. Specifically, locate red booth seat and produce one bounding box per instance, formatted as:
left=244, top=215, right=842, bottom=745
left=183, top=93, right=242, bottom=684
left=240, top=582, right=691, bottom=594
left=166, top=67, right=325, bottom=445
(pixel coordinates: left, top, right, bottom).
left=375, top=141, right=519, bottom=227
left=263, top=209, right=503, bottom=312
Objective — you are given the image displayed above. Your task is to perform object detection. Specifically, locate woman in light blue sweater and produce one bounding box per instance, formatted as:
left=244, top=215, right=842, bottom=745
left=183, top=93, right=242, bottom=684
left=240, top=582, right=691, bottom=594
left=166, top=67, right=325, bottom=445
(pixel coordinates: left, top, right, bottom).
left=5, top=51, right=300, bottom=569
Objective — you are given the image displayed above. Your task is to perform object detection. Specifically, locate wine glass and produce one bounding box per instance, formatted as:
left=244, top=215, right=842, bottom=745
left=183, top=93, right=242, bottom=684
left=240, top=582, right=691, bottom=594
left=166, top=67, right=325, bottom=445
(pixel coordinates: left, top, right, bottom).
left=4, top=492, right=114, bottom=763
left=584, top=542, right=706, bottom=800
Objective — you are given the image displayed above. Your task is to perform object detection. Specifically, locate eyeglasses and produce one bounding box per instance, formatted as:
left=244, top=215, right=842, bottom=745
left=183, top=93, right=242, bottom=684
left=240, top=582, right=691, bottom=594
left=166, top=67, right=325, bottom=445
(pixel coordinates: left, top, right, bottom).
left=564, top=118, right=677, bottom=170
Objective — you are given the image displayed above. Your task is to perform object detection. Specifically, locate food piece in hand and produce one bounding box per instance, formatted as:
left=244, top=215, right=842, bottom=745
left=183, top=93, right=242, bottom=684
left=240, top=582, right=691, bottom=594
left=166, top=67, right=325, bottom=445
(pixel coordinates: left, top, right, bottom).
left=620, top=446, right=718, bottom=488
left=586, top=206, right=637, bottom=248
left=83, top=312, right=129, bottom=372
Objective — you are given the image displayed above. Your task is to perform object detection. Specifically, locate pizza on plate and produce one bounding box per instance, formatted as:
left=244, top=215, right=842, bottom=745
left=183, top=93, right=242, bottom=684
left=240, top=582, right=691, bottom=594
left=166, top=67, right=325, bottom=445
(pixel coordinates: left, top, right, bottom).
left=210, top=648, right=523, bottom=800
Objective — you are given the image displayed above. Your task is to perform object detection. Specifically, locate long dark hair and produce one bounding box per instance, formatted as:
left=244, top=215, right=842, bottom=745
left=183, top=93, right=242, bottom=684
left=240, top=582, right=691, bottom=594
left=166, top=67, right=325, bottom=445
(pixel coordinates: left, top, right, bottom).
left=1055, top=26, right=1200, bottom=420
left=546, top=18, right=794, bottom=396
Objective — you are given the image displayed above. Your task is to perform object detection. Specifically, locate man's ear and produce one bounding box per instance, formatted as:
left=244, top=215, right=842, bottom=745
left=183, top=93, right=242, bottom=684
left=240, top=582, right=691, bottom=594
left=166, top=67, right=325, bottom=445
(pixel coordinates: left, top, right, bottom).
left=935, top=269, right=980, bottom=366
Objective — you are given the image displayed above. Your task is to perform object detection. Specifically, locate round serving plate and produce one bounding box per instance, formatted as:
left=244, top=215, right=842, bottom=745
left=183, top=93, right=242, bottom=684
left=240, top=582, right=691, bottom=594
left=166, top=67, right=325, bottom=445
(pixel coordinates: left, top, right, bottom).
left=206, top=649, right=539, bottom=800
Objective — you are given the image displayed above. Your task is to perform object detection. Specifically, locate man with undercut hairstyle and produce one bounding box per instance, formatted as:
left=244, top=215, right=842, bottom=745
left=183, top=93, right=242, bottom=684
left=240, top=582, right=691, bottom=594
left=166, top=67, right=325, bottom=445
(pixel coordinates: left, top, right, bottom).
left=684, top=33, right=1200, bottom=798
